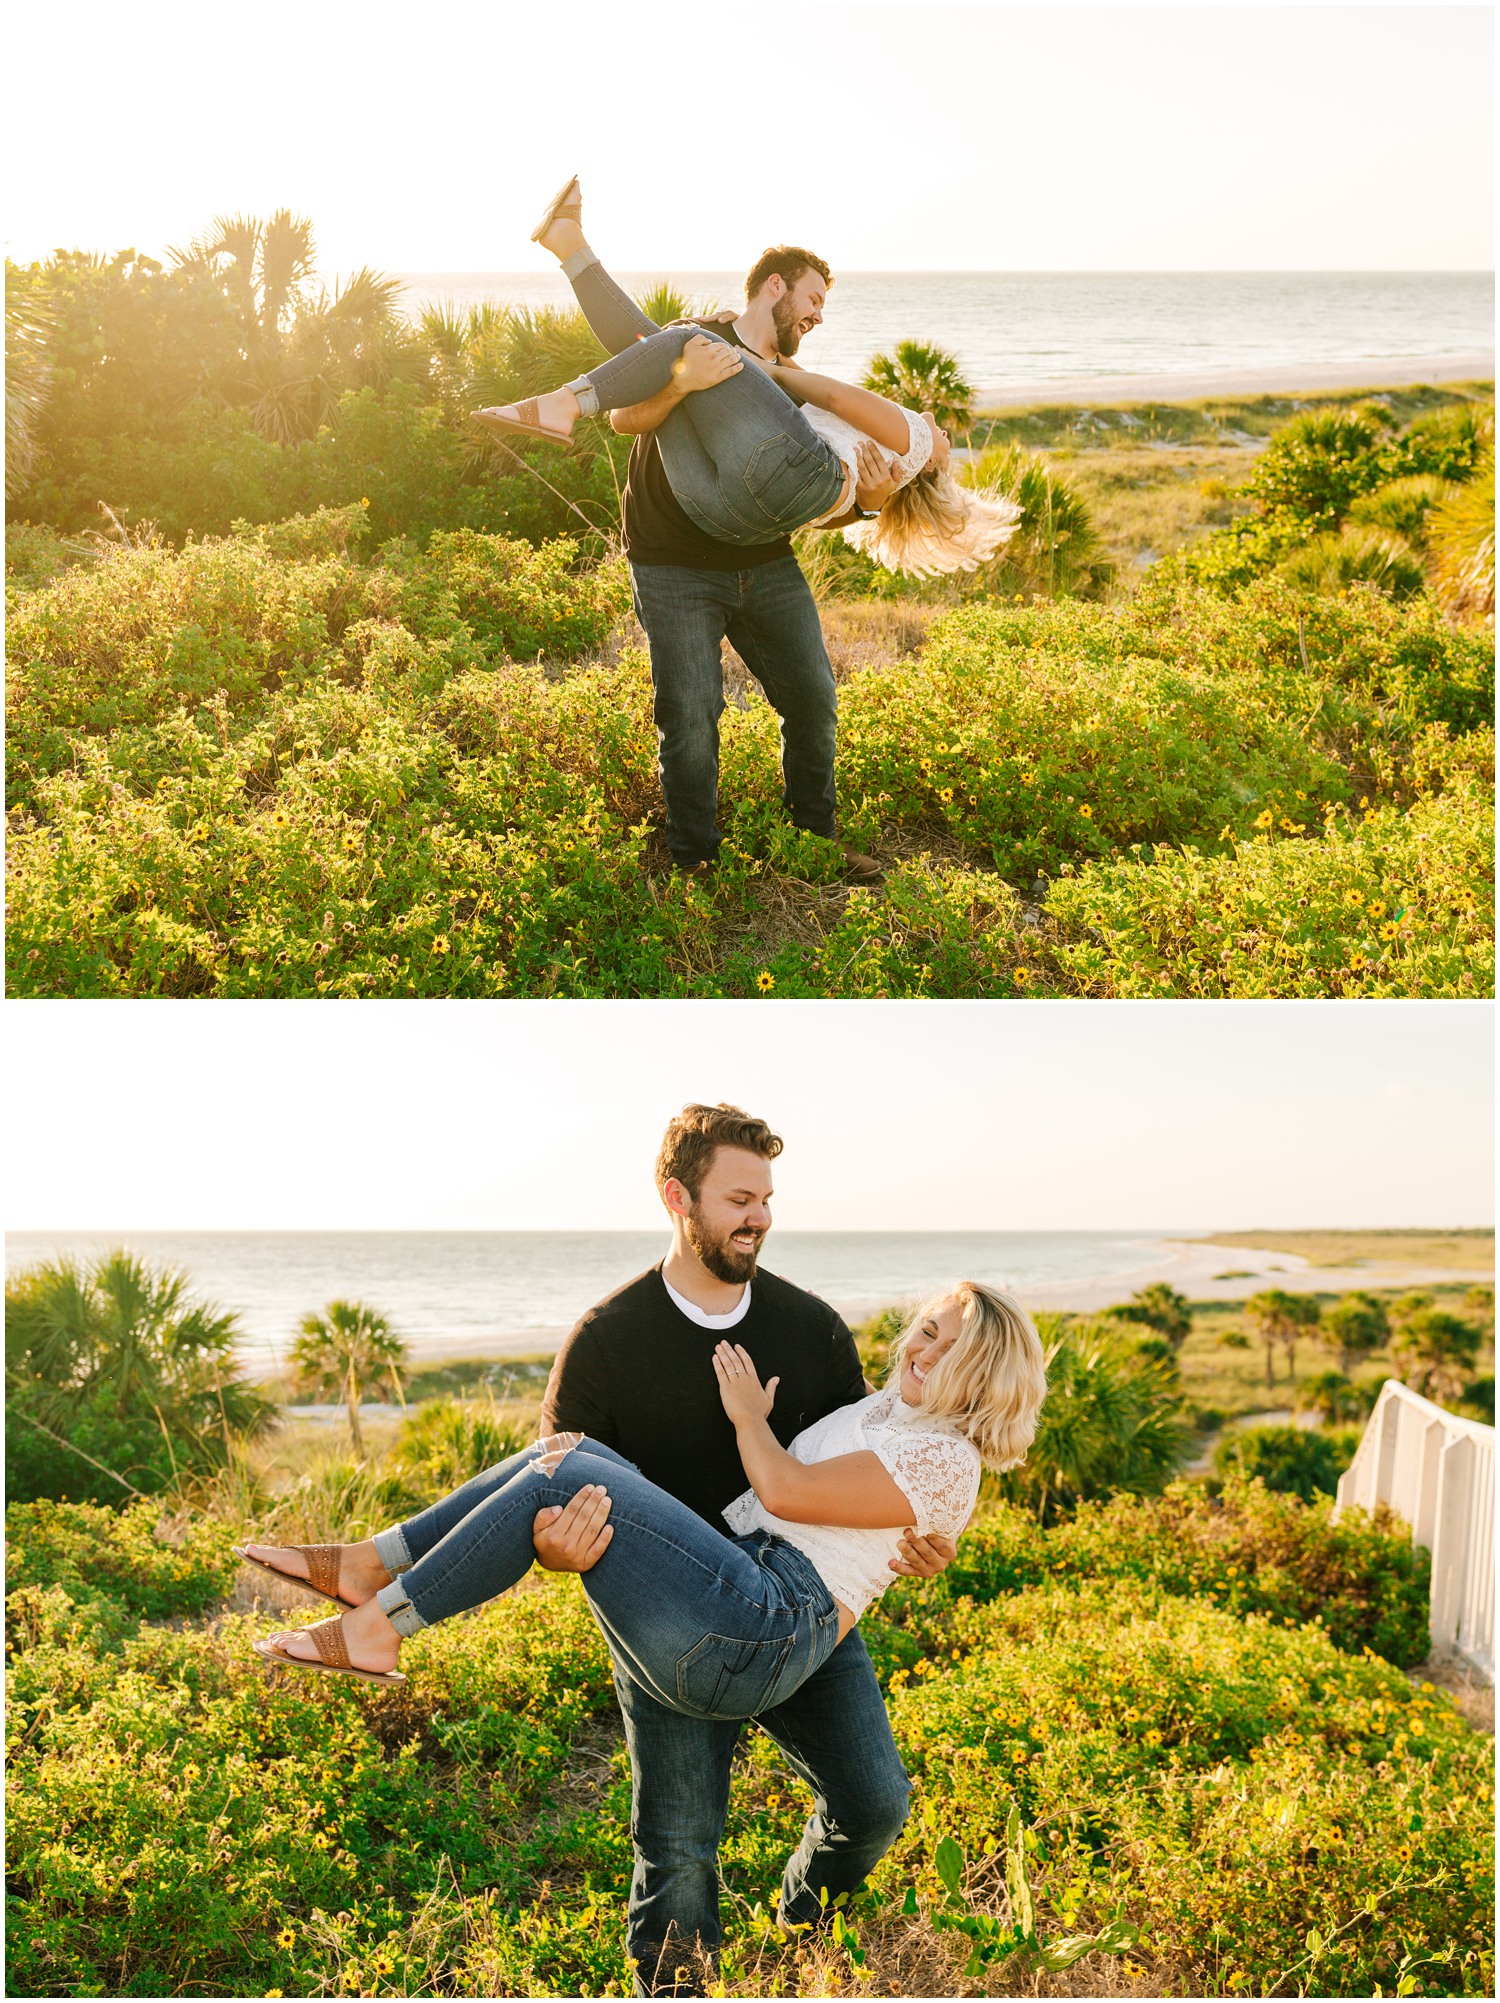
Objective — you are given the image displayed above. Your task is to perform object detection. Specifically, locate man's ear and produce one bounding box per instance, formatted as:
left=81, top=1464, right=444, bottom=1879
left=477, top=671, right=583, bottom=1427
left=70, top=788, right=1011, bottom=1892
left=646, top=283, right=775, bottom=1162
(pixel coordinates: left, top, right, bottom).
left=662, top=1176, right=691, bottom=1221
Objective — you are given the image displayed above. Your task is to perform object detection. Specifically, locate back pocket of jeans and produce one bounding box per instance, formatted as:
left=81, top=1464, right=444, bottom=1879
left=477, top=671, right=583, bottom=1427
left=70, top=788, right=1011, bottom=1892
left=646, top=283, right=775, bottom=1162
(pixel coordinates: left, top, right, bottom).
left=675, top=1631, right=794, bottom=1718
left=743, top=434, right=833, bottom=520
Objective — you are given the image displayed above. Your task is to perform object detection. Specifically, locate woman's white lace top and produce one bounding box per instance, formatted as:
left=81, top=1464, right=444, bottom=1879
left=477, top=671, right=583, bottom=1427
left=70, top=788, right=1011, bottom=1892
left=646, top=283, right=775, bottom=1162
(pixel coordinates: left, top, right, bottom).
left=800, top=406, right=934, bottom=530
left=721, top=1379, right=981, bottom=1619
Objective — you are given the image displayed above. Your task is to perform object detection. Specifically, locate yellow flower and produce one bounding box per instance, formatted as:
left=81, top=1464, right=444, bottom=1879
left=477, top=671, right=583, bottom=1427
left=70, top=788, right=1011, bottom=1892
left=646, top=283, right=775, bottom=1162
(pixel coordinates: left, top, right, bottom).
left=1367, top=900, right=1386, bottom=918
left=1218, top=826, right=1234, bottom=842
left=312, top=1831, right=331, bottom=1850
left=182, top=1761, right=201, bottom=1780
left=1253, top=810, right=1273, bottom=829
left=1348, top=953, right=1368, bottom=973
left=967, top=794, right=978, bottom=806
left=272, top=810, right=290, bottom=828
left=265, top=1992, right=285, bottom=2000
left=1295, top=790, right=1307, bottom=800
left=1380, top=921, right=1398, bottom=941
left=1078, top=803, right=1093, bottom=820
left=939, top=787, right=954, bottom=803
left=375, top=1955, right=395, bottom=1975
left=1012, top=966, right=1033, bottom=987
left=1279, top=818, right=1294, bottom=832
left=277, top=1929, right=295, bottom=1950
left=1396, top=1842, right=1413, bottom=1861
left=756, top=971, right=775, bottom=993
left=360, top=496, right=370, bottom=507
left=432, top=935, right=450, bottom=955
left=1344, top=888, right=1364, bottom=907
left=342, top=832, right=360, bottom=852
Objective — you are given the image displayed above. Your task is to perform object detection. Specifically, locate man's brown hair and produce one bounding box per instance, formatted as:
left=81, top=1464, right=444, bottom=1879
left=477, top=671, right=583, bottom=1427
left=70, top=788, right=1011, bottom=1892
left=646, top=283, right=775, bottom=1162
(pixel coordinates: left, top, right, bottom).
left=744, top=245, right=833, bottom=302
left=656, top=1103, right=784, bottom=1201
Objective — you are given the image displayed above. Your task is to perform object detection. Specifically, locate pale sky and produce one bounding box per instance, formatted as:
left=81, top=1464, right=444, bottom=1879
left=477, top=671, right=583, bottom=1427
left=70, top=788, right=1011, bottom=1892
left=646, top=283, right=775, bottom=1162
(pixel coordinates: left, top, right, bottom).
left=4, top=1002, right=1491, bottom=1232
left=2, top=4, right=1492, bottom=274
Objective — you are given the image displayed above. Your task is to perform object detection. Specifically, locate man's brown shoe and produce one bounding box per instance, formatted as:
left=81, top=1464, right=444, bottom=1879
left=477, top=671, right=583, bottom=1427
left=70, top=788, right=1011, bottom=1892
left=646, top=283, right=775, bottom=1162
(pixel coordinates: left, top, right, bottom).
left=841, top=844, right=884, bottom=885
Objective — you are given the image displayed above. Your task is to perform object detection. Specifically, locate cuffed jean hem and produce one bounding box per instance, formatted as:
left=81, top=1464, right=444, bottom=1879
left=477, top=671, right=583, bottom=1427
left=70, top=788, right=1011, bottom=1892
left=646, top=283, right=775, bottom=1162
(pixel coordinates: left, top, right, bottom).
left=371, top=1524, right=413, bottom=1577
left=375, top=1577, right=428, bottom=1639
left=565, top=373, right=601, bottom=417
left=561, top=245, right=600, bottom=283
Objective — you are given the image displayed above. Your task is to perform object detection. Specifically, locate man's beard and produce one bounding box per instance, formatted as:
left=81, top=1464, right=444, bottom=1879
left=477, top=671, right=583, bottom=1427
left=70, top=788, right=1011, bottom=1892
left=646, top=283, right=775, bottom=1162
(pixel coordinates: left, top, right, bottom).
left=771, top=293, right=805, bottom=358
left=684, top=1207, right=763, bottom=1284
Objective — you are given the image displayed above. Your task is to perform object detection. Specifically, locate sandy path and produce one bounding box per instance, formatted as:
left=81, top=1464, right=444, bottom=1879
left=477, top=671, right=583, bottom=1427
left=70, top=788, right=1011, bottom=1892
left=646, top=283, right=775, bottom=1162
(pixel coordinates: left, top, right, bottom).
left=973, top=352, right=1494, bottom=409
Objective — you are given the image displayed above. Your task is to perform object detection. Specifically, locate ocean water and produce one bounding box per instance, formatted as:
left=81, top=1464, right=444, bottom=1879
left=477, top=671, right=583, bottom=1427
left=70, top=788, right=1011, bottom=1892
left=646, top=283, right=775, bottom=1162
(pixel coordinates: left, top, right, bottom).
left=391, top=269, right=1493, bottom=391
left=4, top=1229, right=1168, bottom=1368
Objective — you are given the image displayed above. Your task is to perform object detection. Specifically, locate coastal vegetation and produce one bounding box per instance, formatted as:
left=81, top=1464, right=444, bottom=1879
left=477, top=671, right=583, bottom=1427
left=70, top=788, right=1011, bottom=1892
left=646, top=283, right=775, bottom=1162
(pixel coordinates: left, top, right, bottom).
left=6, top=221, right=1494, bottom=999
left=5, top=1252, right=1494, bottom=1995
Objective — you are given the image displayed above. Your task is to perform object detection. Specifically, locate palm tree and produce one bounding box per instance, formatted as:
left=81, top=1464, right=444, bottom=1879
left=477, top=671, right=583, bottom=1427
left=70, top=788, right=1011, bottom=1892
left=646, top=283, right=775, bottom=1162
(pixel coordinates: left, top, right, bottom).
left=999, top=1316, right=1190, bottom=1522
left=959, top=440, right=1114, bottom=599
left=1107, top=1282, right=1192, bottom=1351
left=4, top=293, right=53, bottom=498
left=169, top=211, right=411, bottom=443
left=1322, top=1291, right=1390, bottom=1375
left=862, top=339, right=975, bottom=436
left=6, top=1251, right=274, bottom=1501
left=1425, top=443, right=1495, bottom=620
left=290, top=1301, right=408, bottom=1454
left=1390, top=1309, right=1481, bottom=1406
left=1244, top=1289, right=1321, bottom=1391
left=1462, top=1285, right=1494, bottom=1336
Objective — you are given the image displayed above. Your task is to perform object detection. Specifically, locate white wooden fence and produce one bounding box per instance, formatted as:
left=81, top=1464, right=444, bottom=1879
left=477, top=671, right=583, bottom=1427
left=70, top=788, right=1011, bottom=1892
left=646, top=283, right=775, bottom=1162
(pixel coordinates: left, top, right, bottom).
left=1334, top=1379, right=1494, bottom=1681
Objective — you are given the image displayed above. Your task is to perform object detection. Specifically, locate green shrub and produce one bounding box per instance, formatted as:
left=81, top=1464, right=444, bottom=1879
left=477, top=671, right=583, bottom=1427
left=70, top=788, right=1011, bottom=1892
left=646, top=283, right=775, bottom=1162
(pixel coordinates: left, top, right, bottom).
left=1211, top=1423, right=1361, bottom=1503
left=1040, top=777, right=1494, bottom=998
left=4, top=1497, right=240, bottom=1630
left=880, top=1474, right=1429, bottom=1665
left=6, top=561, right=1493, bottom=999
left=887, top=1580, right=1488, bottom=1999
left=837, top=598, right=1349, bottom=881
left=1277, top=525, right=1425, bottom=600
left=390, top=1399, right=531, bottom=1497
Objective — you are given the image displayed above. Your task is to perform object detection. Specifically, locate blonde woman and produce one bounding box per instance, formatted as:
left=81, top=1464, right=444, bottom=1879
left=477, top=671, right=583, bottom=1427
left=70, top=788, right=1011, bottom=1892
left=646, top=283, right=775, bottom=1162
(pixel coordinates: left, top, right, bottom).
left=244, top=1283, right=1047, bottom=1701
left=473, top=179, right=1020, bottom=581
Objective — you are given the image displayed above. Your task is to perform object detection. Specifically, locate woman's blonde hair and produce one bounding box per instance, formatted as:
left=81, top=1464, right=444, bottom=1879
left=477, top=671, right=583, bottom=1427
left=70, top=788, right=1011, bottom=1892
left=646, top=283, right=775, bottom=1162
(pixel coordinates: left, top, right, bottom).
left=889, top=1281, right=1047, bottom=1470
left=842, top=464, right=1021, bottom=580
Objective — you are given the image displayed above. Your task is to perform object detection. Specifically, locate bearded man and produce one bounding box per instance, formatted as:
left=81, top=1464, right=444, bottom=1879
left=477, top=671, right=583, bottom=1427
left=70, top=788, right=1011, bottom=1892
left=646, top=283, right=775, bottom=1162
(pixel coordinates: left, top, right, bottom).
left=535, top=1102, right=955, bottom=1994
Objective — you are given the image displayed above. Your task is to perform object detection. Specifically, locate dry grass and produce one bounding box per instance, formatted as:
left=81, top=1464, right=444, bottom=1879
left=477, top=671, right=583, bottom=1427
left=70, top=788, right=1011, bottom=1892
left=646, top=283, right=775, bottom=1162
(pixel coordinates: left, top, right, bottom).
left=1045, top=443, right=1257, bottom=575
left=1204, top=1230, right=1495, bottom=1274
left=1407, top=1655, right=1495, bottom=1735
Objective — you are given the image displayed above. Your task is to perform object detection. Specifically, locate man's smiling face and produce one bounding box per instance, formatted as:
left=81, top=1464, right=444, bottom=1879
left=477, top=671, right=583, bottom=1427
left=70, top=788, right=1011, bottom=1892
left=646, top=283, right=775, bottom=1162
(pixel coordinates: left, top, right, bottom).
left=769, top=268, right=827, bottom=356
left=673, top=1144, right=774, bottom=1283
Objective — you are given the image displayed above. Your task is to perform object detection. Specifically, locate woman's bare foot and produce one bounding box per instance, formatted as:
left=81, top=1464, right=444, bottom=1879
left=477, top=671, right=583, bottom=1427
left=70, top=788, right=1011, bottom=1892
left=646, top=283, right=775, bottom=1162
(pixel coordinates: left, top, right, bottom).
left=539, top=213, right=586, bottom=263
left=264, top=1598, right=403, bottom=1676
left=240, top=1539, right=391, bottom=1607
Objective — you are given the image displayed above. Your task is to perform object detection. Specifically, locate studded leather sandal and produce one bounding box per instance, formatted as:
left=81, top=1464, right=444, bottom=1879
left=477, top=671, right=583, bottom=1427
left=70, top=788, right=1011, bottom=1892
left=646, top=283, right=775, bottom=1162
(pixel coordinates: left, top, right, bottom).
left=530, top=174, right=581, bottom=244
left=232, top=1543, right=357, bottom=1608
left=252, top=1616, right=406, bottom=1686
left=472, top=400, right=573, bottom=446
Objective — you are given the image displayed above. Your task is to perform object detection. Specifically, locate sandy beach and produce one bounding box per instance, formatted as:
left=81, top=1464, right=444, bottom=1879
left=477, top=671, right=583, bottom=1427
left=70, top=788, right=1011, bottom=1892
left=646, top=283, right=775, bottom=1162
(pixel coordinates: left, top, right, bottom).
left=973, top=351, right=1494, bottom=409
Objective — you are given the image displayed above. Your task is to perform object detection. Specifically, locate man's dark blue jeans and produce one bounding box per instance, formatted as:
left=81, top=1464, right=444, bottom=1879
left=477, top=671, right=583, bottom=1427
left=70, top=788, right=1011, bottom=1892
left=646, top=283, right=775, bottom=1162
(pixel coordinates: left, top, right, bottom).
left=630, top=557, right=839, bottom=868
left=616, top=1626, right=911, bottom=1995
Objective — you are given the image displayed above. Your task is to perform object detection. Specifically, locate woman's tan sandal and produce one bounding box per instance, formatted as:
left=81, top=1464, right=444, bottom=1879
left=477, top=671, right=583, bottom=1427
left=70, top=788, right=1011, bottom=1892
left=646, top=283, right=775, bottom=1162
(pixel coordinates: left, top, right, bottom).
left=530, top=174, right=581, bottom=243
left=252, top=1617, right=406, bottom=1686
left=231, top=1543, right=354, bottom=1608
left=472, top=401, right=572, bottom=446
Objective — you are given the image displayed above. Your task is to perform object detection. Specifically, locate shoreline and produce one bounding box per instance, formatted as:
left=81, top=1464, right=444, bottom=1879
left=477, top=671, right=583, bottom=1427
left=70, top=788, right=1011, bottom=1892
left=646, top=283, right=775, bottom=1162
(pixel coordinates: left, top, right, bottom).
left=972, top=352, right=1494, bottom=409
left=261, top=1234, right=1493, bottom=1381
